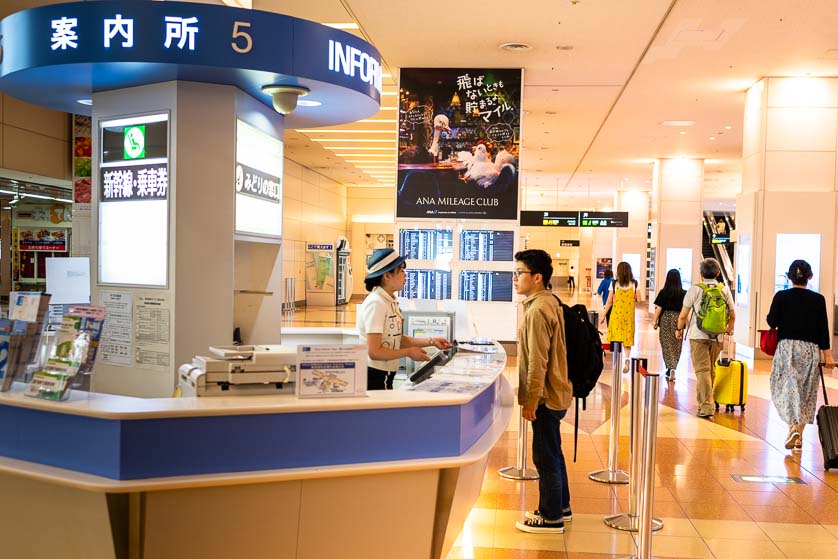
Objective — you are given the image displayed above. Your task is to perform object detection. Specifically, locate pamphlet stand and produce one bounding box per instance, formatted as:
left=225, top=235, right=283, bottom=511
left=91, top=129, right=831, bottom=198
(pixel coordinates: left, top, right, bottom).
left=498, top=409, right=539, bottom=480
left=589, top=341, right=629, bottom=484
left=605, top=358, right=663, bottom=531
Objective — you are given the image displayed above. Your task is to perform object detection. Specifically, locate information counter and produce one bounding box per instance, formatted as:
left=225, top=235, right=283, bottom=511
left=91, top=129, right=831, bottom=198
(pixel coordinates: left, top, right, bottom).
left=0, top=345, right=511, bottom=559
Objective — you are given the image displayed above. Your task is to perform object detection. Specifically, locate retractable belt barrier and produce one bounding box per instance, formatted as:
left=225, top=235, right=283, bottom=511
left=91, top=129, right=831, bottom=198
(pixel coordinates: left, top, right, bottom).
left=589, top=341, right=629, bottom=484
left=605, top=358, right=663, bottom=532
left=498, top=410, right=539, bottom=480
left=618, top=362, right=663, bottom=559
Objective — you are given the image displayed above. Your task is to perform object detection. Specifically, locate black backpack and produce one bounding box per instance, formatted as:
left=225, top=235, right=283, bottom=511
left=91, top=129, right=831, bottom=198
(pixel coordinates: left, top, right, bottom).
left=553, top=295, right=605, bottom=460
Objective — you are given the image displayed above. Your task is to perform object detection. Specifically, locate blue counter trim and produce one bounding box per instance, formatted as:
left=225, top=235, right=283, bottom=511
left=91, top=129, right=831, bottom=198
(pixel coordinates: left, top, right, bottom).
left=0, top=389, right=496, bottom=479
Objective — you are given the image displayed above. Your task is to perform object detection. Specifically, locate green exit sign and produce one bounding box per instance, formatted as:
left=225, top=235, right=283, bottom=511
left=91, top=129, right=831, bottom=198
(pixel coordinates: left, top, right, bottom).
left=123, top=125, right=146, bottom=160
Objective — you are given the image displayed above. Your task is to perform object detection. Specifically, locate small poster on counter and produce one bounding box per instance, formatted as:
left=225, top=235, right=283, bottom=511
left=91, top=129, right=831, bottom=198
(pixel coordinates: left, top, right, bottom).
left=296, top=344, right=367, bottom=398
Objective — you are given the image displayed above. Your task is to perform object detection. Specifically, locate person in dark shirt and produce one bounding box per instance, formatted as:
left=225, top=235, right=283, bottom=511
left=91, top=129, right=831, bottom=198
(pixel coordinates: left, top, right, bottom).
left=596, top=269, right=614, bottom=322
left=767, top=259, right=835, bottom=451
left=653, top=269, right=686, bottom=381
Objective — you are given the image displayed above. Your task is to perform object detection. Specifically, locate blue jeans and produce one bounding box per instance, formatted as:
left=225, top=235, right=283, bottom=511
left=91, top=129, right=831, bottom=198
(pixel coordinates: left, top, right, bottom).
left=531, top=404, right=570, bottom=521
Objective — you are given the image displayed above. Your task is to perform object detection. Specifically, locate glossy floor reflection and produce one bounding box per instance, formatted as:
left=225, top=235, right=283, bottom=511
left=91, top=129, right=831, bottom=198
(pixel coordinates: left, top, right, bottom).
left=281, top=289, right=838, bottom=558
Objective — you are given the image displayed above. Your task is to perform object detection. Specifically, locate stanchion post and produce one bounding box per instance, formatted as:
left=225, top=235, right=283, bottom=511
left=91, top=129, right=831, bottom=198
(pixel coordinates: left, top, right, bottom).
left=498, top=408, right=539, bottom=480
left=637, top=369, right=661, bottom=559
left=604, top=358, right=663, bottom=531
left=589, top=341, right=629, bottom=484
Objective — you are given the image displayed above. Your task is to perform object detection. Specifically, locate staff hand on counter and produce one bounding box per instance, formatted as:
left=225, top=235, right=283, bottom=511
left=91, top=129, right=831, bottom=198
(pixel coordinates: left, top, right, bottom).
left=428, top=337, right=452, bottom=350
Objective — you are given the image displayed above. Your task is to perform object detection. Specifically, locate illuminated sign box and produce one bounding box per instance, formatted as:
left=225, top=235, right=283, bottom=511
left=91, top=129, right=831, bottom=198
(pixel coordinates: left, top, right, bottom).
left=520, top=210, right=629, bottom=228
left=235, top=119, right=283, bottom=240
left=98, top=113, right=169, bottom=287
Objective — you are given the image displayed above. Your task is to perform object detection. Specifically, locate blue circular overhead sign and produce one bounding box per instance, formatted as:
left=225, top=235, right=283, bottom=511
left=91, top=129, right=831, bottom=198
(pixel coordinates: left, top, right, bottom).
left=0, top=1, right=382, bottom=127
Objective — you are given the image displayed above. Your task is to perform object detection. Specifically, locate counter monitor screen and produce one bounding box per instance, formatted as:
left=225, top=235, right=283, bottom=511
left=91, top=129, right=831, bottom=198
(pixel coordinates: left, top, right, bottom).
left=402, top=269, right=452, bottom=300
left=399, top=229, right=453, bottom=260
left=460, top=230, right=514, bottom=261
left=459, top=271, right=514, bottom=302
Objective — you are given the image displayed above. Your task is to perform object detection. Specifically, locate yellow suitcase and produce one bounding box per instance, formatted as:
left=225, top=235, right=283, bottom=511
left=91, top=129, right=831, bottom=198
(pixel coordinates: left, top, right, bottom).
left=713, top=336, right=747, bottom=413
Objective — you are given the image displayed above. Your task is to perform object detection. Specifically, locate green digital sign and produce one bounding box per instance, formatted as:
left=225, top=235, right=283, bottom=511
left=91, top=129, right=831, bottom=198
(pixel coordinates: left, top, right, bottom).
left=123, top=125, right=146, bottom=160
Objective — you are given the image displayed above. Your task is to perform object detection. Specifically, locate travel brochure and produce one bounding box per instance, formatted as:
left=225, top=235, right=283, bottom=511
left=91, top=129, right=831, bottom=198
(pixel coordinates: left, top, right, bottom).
left=0, top=292, right=106, bottom=401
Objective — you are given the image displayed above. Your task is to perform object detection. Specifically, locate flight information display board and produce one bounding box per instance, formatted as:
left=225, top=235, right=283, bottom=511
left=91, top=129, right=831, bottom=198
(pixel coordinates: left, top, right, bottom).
left=459, top=271, right=514, bottom=302
left=399, top=229, right=453, bottom=260
left=460, top=230, right=514, bottom=261
left=402, top=269, right=452, bottom=300
left=520, top=210, right=629, bottom=228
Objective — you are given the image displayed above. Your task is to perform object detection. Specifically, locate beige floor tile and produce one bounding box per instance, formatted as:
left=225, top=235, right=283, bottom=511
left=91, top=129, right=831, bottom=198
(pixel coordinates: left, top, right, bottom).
left=689, top=519, right=768, bottom=541
left=649, top=535, right=713, bottom=558
left=757, top=521, right=838, bottom=543
left=651, top=517, right=700, bottom=538
left=825, top=524, right=838, bottom=539
left=704, top=538, right=785, bottom=559
left=562, top=513, right=616, bottom=534
left=455, top=508, right=497, bottom=548
left=773, top=539, right=838, bottom=559
left=563, top=531, right=635, bottom=555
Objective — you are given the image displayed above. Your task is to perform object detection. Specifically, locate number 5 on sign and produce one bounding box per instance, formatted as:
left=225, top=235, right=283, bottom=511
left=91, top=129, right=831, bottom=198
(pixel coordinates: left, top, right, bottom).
left=231, top=21, right=252, bottom=53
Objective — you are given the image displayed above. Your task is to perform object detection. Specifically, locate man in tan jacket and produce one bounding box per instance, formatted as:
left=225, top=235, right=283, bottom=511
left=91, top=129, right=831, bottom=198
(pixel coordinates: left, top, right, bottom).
left=513, top=249, right=573, bottom=534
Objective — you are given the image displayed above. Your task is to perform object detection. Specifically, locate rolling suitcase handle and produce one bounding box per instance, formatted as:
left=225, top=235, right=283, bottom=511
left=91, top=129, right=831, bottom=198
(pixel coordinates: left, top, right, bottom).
left=717, top=334, right=732, bottom=367
left=820, top=363, right=829, bottom=406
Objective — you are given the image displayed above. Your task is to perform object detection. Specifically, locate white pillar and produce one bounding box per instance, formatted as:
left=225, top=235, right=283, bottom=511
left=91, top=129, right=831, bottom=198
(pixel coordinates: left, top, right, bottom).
left=735, top=77, right=838, bottom=357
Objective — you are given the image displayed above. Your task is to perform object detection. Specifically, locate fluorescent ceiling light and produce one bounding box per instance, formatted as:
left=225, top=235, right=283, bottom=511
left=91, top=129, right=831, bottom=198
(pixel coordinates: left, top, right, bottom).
left=339, top=154, right=396, bottom=158
left=101, top=113, right=168, bottom=128
left=298, top=130, right=393, bottom=134
left=297, top=99, right=322, bottom=107
left=76, top=98, right=93, bottom=106
left=312, top=139, right=392, bottom=143
left=660, top=120, right=696, bottom=127
left=324, top=22, right=359, bottom=30
left=322, top=146, right=392, bottom=150
left=21, top=193, right=72, bottom=203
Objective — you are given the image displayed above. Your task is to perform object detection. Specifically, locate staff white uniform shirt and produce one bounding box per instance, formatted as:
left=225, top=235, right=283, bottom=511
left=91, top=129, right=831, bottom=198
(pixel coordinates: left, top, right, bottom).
left=682, top=279, right=734, bottom=340
left=357, top=286, right=404, bottom=371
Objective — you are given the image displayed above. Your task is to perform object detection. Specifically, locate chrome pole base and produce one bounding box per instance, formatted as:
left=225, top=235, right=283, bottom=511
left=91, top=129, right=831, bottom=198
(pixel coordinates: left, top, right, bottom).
left=588, top=469, right=629, bottom=484
left=498, top=466, right=539, bottom=480
left=604, top=513, right=663, bottom=531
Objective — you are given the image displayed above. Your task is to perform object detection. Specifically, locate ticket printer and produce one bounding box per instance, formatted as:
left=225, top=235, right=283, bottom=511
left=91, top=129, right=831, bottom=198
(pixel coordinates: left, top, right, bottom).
left=179, top=345, right=296, bottom=397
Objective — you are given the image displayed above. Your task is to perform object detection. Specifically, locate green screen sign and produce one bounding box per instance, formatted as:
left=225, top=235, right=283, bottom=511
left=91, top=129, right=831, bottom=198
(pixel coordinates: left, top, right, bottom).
left=123, top=125, right=146, bottom=160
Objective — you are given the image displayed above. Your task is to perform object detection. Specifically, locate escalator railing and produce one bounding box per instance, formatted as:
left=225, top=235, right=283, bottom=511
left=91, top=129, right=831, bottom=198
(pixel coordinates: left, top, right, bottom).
left=702, top=211, right=734, bottom=288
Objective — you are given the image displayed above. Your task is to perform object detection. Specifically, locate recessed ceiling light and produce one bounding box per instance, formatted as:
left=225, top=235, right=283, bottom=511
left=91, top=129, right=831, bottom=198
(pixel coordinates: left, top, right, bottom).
left=724, top=125, right=732, bottom=130
left=709, top=136, right=716, bottom=140
left=499, top=42, right=533, bottom=52
left=76, top=98, right=93, bottom=106
left=661, top=120, right=696, bottom=127
left=679, top=131, right=687, bottom=135
left=297, top=99, right=322, bottom=107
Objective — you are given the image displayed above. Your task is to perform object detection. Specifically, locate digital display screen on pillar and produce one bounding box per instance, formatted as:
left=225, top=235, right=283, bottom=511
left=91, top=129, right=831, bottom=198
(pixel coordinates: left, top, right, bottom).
left=459, top=271, right=514, bottom=302
left=520, top=210, right=579, bottom=227
left=98, top=113, right=169, bottom=287
left=235, top=120, right=283, bottom=239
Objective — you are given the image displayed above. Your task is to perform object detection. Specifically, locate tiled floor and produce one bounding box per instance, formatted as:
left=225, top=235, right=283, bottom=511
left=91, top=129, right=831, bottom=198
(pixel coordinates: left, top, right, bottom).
left=283, top=289, right=838, bottom=558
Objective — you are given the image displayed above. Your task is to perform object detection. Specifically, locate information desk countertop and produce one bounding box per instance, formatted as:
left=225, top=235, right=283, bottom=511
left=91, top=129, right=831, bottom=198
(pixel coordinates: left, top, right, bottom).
left=0, top=346, right=508, bottom=484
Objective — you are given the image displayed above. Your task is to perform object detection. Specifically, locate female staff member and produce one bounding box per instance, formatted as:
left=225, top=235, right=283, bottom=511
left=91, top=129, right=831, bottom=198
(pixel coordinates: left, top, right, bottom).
left=653, top=269, right=686, bottom=381
left=601, top=262, right=641, bottom=373
left=357, top=248, right=452, bottom=390
left=767, top=259, right=835, bottom=450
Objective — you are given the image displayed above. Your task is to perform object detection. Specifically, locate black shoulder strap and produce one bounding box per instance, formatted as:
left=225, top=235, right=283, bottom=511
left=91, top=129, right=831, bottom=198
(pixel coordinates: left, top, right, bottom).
left=573, top=398, right=579, bottom=462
